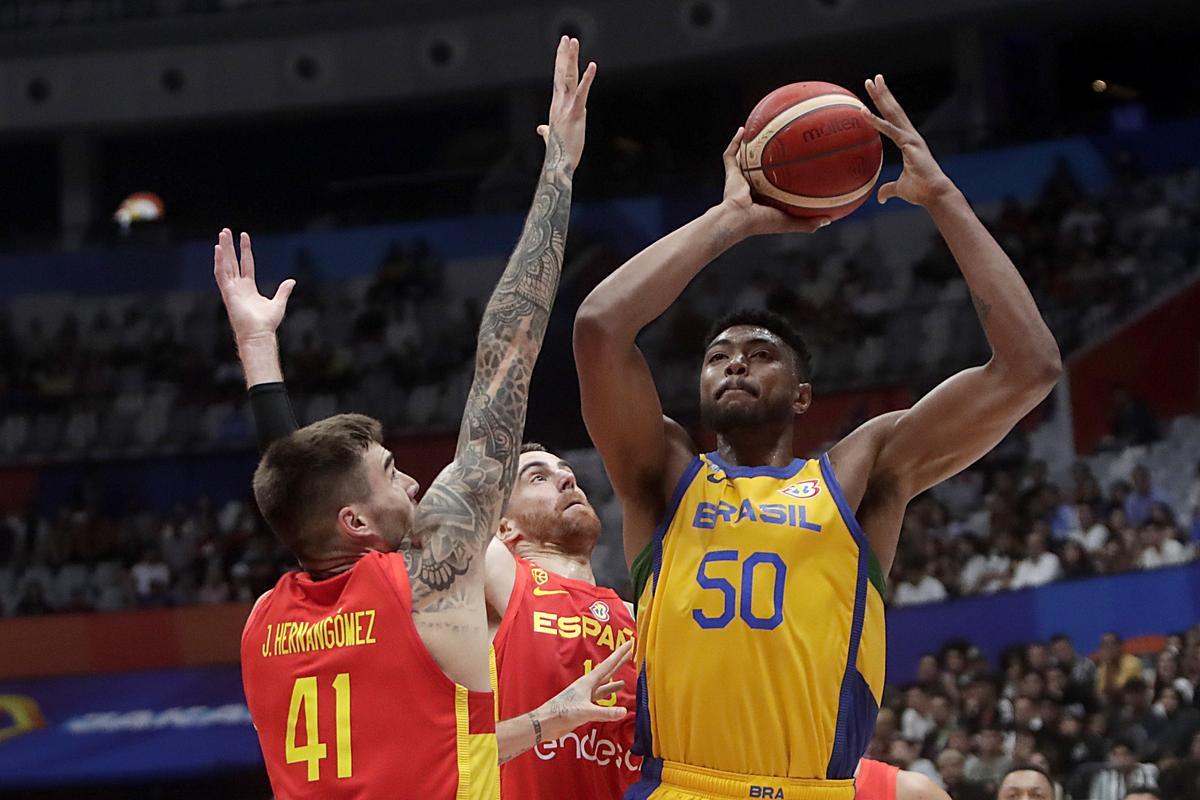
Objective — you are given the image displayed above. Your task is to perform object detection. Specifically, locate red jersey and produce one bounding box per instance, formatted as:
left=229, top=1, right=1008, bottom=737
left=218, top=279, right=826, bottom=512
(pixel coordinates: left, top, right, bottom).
left=241, top=551, right=498, bottom=800
left=493, top=556, right=640, bottom=799
left=856, top=758, right=899, bottom=800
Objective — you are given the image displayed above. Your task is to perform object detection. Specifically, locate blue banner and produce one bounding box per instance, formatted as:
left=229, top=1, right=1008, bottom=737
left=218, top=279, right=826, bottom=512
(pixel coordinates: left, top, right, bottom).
left=886, top=562, right=1200, bottom=684
left=0, top=665, right=261, bottom=788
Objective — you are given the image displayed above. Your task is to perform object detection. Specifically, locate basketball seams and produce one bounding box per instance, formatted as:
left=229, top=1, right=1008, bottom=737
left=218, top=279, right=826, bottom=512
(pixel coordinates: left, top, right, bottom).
left=742, top=137, right=883, bottom=175
left=740, top=94, right=869, bottom=171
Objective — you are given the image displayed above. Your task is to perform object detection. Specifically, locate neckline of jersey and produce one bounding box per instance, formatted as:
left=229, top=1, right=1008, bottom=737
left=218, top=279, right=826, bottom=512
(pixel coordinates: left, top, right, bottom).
left=705, top=450, right=809, bottom=479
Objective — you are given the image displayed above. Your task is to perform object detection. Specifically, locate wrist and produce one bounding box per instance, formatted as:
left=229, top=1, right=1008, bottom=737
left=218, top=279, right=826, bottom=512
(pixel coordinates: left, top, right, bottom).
left=921, top=179, right=964, bottom=214
left=709, top=201, right=752, bottom=247
left=235, top=332, right=278, bottom=349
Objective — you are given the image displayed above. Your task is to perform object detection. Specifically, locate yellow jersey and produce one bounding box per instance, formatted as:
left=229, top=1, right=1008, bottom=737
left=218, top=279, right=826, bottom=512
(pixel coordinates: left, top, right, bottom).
left=627, top=452, right=886, bottom=796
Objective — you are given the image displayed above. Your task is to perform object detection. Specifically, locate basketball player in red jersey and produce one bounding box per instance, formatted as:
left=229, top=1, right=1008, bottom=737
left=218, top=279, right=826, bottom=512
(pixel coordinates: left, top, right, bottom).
left=488, top=443, right=641, bottom=798
left=224, top=37, right=629, bottom=799
left=224, top=332, right=640, bottom=796
left=855, top=759, right=950, bottom=800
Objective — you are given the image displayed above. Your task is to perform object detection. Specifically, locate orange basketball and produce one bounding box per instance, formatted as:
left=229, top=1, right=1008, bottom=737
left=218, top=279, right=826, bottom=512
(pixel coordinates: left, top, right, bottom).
left=739, top=81, right=883, bottom=221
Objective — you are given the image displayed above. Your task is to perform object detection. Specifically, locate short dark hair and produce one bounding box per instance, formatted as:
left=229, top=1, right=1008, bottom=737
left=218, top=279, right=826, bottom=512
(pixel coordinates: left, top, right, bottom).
left=1000, top=763, right=1054, bottom=791
left=253, top=413, right=383, bottom=560
left=521, top=441, right=551, bottom=454
left=704, top=308, right=813, bottom=382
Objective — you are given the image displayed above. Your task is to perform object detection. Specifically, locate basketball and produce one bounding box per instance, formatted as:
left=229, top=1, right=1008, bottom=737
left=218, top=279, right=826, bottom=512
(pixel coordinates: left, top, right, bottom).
left=739, top=81, right=883, bottom=221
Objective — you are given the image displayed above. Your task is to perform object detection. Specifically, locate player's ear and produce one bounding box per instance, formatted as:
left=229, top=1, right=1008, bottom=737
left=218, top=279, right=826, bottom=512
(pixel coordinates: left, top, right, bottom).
left=337, top=505, right=374, bottom=545
left=793, top=382, right=813, bottom=416
left=496, top=516, right=521, bottom=545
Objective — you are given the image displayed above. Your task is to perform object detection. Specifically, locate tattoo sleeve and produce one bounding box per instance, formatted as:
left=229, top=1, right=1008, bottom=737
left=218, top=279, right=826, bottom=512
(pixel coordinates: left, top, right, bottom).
left=406, top=134, right=574, bottom=605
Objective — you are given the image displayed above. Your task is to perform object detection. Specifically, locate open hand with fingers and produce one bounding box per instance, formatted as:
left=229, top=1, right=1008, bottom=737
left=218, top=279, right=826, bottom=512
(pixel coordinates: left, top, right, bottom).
left=536, top=36, right=597, bottom=177
left=539, top=639, right=633, bottom=734
left=860, top=74, right=959, bottom=208
left=212, top=228, right=295, bottom=342
left=720, top=127, right=830, bottom=238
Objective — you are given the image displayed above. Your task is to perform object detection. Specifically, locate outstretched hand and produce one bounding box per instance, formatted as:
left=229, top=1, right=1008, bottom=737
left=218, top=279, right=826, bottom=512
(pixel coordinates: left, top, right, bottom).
left=860, top=74, right=957, bottom=208
left=213, top=228, right=295, bottom=341
left=722, top=127, right=830, bottom=238
left=543, top=639, right=632, bottom=730
left=536, top=36, right=597, bottom=176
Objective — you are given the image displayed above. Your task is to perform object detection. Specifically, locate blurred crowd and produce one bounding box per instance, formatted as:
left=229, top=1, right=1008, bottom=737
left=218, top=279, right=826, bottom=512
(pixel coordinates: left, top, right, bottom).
left=869, top=627, right=1200, bottom=800
left=887, top=458, right=1200, bottom=608
left=1, top=159, right=1198, bottom=464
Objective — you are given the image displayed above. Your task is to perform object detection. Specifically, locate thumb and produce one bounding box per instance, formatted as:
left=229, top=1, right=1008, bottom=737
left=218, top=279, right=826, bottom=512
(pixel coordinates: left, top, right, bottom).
left=273, top=278, right=296, bottom=307
left=877, top=181, right=898, bottom=204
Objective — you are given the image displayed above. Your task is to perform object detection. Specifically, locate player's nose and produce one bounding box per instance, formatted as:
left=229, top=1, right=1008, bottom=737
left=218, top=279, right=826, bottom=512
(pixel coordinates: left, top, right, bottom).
left=555, top=469, right=577, bottom=492
left=725, top=356, right=747, bottom=375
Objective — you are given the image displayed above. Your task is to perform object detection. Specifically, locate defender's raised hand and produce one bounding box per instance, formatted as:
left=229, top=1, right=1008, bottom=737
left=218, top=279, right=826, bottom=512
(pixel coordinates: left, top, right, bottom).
left=213, top=228, right=295, bottom=341
left=536, top=36, right=596, bottom=176
left=861, top=74, right=957, bottom=207
left=722, top=127, right=830, bottom=237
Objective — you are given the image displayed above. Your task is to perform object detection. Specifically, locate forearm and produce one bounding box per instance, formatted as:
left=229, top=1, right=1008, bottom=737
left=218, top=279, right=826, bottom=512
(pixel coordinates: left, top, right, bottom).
left=474, top=149, right=573, bottom=366
left=496, top=704, right=575, bottom=764
left=237, top=333, right=298, bottom=452
left=927, top=188, right=1061, bottom=371
left=248, top=383, right=299, bottom=452
left=235, top=334, right=284, bottom=387
left=576, top=202, right=743, bottom=342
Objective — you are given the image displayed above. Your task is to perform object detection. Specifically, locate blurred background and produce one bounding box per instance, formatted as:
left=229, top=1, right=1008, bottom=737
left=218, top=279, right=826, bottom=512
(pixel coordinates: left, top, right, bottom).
left=0, top=0, right=1198, bottom=797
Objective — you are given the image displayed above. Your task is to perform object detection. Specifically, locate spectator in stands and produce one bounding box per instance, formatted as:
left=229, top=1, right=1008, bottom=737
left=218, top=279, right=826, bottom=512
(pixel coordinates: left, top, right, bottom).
left=1051, top=633, right=1098, bottom=691
left=1070, top=503, right=1110, bottom=552
left=1153, top=650, right=1194, bottom=704
left=1127, top=465, right=1171, bottom=528
left=130, top=547, right=170, bottom=600
left=968, top=728, right=1013, bottom=788
left=1010, top=530, right=1062, bottom=589
left=890, top=737, right=943, bottom=787
left=995, top=764, right=1054, bottom=800
left=1145, top=686, right=1200, bottom=762
left=1088, top=739, right=1160, bottom=800
left=197, top=562, right=231, bottom=604
left=903, top=685, right=937, bottom=742
left=1158, top=730, right=1200, bottom=800
left=894, top=560, right=949, bottom=606
left=937, top=749, right=989, bottom=800
left=1097, top=633, right=1148, bottom=699
left=1059, top=539, right=1095, bottom=580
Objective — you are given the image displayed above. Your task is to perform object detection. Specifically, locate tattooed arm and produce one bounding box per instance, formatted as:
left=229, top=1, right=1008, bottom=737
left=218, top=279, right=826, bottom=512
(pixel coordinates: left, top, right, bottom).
left=827, top=75, right=1061, bottom=572
left=404, top=38, right=596, bottom=636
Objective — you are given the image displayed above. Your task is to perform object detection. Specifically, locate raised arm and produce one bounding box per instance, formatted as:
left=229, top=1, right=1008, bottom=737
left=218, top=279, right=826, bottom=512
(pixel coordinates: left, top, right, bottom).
left=831, top=75, right=1061, bottom=566
left=574, top=130, right=826, bottom=565
left=406, top=37, right=594, bottom=608
left=213, top=228, right=300, bottom=449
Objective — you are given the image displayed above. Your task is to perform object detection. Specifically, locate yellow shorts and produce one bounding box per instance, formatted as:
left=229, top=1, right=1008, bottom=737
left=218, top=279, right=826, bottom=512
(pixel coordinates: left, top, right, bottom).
left=628, top=760, right=855, bottom=800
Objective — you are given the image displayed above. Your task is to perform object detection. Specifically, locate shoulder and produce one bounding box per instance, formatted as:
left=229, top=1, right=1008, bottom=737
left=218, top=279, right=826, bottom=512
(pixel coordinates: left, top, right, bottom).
left=896, top=770, right=950, bottom=800
left=828, top=410, right=906, bottom=478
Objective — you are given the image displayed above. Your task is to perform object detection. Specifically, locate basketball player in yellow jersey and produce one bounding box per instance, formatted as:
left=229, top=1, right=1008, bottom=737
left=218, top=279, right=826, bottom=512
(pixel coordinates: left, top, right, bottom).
left=573, top=75, right=1062, bottom=800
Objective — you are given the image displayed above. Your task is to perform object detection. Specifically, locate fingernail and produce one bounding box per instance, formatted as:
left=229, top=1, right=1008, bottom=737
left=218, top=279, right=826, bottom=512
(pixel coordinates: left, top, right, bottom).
left=820, top=220, right=831, bottom=227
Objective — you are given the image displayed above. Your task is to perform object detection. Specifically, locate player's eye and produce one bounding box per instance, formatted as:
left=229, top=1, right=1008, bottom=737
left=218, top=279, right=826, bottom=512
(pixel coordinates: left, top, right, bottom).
left=707, top=352, right=727, bottom=363
left=751, top=349, right=771, bottom=360
left=531, top=474, right=546, bottom=483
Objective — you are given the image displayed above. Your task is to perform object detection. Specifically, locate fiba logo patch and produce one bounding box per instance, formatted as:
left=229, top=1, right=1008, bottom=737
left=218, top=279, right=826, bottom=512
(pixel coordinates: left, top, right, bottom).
left=531, top=567, right=550, bottom=586
left=778, top=479, right=821, bottom=500
left=589, top=600, right=610, bottom=622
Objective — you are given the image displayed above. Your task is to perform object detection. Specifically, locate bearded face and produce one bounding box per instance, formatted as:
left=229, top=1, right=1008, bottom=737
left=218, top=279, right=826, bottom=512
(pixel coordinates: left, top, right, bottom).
left=698, top=325, right=805, bottom=436
left=500, top=451, right=601, bottom=554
